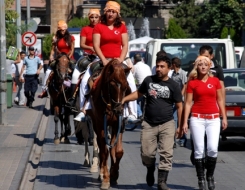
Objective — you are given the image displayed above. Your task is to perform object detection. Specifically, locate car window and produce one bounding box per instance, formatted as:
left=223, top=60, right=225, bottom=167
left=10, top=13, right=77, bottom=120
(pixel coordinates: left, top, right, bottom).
left=224, top=71, right=245, bottom=91
left=145, top=42, right=154, bottom=68
left=74, top=48, right=83, bottom=61
left=160, top=43, right=227, bottom=72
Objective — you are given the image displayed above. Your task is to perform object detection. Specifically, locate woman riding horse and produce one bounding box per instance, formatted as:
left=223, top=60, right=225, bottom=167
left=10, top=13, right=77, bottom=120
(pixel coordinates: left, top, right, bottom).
left=74, top=1, right=139, bottom=125
left=39, top=20, right=75, bottom=98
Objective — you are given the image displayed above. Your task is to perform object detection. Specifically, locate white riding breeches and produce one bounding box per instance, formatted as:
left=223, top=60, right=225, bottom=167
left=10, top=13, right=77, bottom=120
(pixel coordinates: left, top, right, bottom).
left=71, top=66, right=81, bottom=84
left=43, top=68, right=52, bottom=90
left=190, top=117, right=221, bottom=159
left=79, top=64, right=137, bottom=118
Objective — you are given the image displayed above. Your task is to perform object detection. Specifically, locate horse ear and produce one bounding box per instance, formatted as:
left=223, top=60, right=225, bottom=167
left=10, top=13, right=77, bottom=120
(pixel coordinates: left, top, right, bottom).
left=124, top=67, right=131, bottom=76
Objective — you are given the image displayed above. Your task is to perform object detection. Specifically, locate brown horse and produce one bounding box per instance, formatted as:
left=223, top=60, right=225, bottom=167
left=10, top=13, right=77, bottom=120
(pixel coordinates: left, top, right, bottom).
left=48, top=53, right=72, bottom=144
left=87, top=59, right=131, bottom=189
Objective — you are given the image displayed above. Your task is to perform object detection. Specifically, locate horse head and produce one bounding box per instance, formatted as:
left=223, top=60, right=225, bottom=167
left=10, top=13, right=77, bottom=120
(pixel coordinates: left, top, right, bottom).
left=55, top=52, right=70, bottom=80
left=101, top=59, right=131, bottom=115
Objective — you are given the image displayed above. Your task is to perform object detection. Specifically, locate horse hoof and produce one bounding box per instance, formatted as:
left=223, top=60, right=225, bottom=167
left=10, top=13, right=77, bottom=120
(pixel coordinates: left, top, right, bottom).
left=110, top=178, right=118, bottom=185
left=83, top=159, right=91, bottom=167
left=60, top=137, right=65, bottom=142
left=64, top=138, right=70, bottom=144
left=100, top=182, right=110, bottom=190
left=90, top=158, right=99, bottom=173
left=54, top=139, right=60, bottom=145
left=90, top=165, right=98, bottom=173
left=98, top=173, right=103, bottom=181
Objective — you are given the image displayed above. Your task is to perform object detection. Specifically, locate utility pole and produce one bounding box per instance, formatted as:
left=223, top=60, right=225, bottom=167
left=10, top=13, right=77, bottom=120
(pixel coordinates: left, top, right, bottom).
left=26, top=0, right=30, bottom=52
left=16, top=0, right=21, bottom=51
left=0, top=0, right=7, bottom=124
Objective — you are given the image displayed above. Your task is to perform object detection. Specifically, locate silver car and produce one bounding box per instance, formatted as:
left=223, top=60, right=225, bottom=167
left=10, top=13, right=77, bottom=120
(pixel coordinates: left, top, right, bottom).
left=221, top=68, right=245, bottom=138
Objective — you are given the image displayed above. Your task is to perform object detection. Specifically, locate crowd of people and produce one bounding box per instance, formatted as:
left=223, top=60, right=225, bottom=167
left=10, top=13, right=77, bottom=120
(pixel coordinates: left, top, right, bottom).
left=8, top=1, right=227, bottom=189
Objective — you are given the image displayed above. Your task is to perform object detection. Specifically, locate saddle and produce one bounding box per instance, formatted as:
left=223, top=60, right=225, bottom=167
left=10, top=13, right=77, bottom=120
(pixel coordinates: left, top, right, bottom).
left=86, top=60, right=104, bottom=95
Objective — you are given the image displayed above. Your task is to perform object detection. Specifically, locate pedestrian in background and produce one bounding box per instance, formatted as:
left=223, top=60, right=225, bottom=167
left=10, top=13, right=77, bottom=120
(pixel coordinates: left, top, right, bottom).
left=182, top=56, right=227, bottom=190
left=171, top=57, right=187, bottom=147
left=132, top=53, right=152, bottom=118
left=122, top=56, right=183, bottom=190
left=19, top=46, right=42, bottom=108
left=14, top=51, right=26, bottom=106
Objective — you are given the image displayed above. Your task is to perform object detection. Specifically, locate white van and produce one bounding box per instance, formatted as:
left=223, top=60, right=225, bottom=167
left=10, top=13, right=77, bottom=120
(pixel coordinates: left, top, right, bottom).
left=145, top=38, right=237, bottom=71
left=72, top=33, right=83, bottom=61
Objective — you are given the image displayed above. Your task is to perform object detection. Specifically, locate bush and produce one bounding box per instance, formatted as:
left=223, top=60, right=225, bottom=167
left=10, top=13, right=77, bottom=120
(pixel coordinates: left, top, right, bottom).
left=68, top=17, right=90, bottom=28
left=42, top=34, right=53, bottom=60
left=166, top=18, right=187, bottom=39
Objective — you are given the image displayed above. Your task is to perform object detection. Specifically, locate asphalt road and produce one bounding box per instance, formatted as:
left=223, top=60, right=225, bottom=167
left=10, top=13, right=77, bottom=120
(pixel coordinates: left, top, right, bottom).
left=30, top=109, right=245, bottom=190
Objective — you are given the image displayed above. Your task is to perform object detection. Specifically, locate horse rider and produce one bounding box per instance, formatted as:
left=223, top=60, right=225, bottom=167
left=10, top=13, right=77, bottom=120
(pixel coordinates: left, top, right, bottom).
left=66, top=8, right=101, bottom=108
left=38, top=20, right=75, bottom=98
left=74, top=1, right=139, bottom=124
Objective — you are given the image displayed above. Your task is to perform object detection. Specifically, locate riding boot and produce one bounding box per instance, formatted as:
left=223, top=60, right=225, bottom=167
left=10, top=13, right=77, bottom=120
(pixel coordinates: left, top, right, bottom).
left=38, top=71, right=54, bottom=98
left=206, top=156, right=217, bottom=190
left=146, top=164, right=155, bottom=186
left=158, top=170, right=170, bottom=190
left=195, top=158, right=207, bottom=190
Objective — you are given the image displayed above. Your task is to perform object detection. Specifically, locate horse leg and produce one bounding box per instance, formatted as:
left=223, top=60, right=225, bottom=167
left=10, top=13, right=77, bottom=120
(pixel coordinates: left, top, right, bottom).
left=81, top=121, right=91, bottom=167
left=60, top=113, right=65, bottom=142
left=63, top=112, right=70, bottom=144
left=110, top=132, right=124, bottom=184
left=54, top=106, right=60, bottom=145
left=98, top=131, right=110, bottom=190
left=90, top=131, right=99, bottom=173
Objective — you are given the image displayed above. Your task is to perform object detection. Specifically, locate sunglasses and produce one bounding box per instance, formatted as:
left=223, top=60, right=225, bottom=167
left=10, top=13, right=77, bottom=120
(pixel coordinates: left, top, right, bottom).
left=106, top=9, right=117, bottom=14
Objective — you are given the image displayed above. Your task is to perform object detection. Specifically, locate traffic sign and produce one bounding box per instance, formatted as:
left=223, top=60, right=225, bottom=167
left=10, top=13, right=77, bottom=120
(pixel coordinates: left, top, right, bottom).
left=21, top=31, right=37, bottom=46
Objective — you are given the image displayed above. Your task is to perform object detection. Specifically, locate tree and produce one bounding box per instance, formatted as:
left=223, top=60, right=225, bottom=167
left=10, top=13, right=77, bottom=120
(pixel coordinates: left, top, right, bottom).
left=68, top=17, right=90, bottom=28
left=166, top=18, right=187, bottom=39
left=5, top=0, right=19, bottom=48
left=42, top=34, right=53, bottom=60
left=114, top=0, right=145, bottom=17
left=170, top=0, right=202, bottom=38
left=201, top=0, right=244, bottom=39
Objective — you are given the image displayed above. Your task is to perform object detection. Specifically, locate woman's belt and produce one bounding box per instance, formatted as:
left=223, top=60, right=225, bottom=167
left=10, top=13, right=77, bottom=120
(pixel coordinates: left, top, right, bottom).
left=191, top=113, right=220, bottom=119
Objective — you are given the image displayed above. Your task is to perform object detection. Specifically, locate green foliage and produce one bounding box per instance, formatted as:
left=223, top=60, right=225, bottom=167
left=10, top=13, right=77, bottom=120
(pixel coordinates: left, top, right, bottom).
left=170, top=0, right=202, bottom=38
left=220, top=27, right=241, bottom=46
left=68, top=17, right=89, bottom=28
left=42, top=34, right=53, bottom=60
left=114, top=0, right=145, bottom=17
left=201, top=0, right=244, bottom=38
left=166, top=18, right=187, bottom=39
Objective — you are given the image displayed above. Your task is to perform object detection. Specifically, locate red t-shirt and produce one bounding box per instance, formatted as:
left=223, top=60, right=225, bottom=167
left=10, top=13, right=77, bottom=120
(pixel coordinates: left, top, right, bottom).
left=93, top=23, right=127, bottom=58
left=186, top=77, right=221, bottom=114
left=57, top=35, right=75, bottom=58
left=80, top=26, right=94, bottom=54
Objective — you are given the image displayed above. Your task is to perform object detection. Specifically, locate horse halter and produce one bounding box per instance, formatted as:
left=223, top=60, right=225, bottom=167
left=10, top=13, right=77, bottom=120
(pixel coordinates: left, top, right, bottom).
left=101, top=79, right=127, bottom=115
left=56, top=55, right=70, bottom=80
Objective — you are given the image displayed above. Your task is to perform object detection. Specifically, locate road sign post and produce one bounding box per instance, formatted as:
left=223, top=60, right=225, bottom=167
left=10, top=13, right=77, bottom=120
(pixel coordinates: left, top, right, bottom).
left=22, top=31, right=37, bottom=47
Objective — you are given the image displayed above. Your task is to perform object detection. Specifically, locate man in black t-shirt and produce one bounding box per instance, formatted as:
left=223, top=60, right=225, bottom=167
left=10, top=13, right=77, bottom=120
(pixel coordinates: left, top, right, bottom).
left=122, top=56, right=183, bottom=189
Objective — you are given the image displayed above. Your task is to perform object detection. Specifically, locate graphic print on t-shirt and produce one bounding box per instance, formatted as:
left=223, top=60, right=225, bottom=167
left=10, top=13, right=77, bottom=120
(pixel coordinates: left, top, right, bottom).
left=207, top=84, right=214, bottom=89
left=114, top=30, right=120, bottom=35
left=148, top=83, right=170, bottom=99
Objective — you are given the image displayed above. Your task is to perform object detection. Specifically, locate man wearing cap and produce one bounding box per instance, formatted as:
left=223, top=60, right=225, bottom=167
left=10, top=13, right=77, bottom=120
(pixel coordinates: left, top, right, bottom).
left=20, top=46, right=42, bottom=108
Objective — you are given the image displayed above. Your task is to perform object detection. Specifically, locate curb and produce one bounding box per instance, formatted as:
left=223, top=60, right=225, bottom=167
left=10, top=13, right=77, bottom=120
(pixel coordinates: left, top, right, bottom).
left=18, top=99, right=49, bottom=190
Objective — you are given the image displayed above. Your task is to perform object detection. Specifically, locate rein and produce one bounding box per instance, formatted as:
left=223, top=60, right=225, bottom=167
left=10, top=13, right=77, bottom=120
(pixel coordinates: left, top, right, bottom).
left=101, top=78, right=127, bottom=148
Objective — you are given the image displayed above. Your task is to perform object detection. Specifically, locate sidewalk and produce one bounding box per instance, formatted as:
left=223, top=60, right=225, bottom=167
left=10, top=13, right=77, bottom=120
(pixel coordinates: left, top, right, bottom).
left=0, top=90, right=46, bottom=190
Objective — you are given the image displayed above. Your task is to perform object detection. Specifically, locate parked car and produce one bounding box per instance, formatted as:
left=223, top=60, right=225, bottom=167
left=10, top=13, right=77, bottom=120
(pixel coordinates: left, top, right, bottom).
left=221, top=68, right=245, bottom=139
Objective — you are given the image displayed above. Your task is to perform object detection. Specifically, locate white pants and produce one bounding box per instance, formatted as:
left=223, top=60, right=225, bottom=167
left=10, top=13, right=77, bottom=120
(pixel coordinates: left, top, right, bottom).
left=190, top=116, right=221, bottom=159
left=71, top=66, right=81, bottom=84
left=43, top=68, right=52, bottom=89
left=79, top=65, right=137, bottom=118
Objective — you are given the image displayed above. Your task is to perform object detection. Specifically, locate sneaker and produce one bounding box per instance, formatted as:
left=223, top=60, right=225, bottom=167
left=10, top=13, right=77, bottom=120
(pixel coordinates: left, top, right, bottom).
left=74, top=112, right=86, bottom=122
left=14, top=100, right=19, bottom=105
left=126, top=114, right=141, bottom=124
